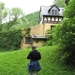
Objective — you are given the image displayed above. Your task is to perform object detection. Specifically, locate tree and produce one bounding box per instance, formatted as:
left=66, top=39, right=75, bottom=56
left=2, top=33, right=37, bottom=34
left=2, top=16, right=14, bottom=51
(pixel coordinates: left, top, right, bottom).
left=46, top=0, right=75, bottom=64
left=53, top=0, right=66, bottom=7
left=0, top=2, right=8, bottom=31
left=45, top=25, right=62, bottom=46
left=64, top=0, right=75, bottom=18
left=60, top=0, right=75, bottom=64
left=7, top=7, right=23, bottom=30
left=65, top=0, right=70, bottom=5
left=0, top=1, right=25, bottom=31
left=54, top=0, right=75, bottom=64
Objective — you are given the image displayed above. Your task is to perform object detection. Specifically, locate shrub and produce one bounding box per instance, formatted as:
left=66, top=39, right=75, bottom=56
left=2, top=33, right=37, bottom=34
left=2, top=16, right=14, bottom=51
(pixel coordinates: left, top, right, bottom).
left=0, top=30, right=23, bottom=51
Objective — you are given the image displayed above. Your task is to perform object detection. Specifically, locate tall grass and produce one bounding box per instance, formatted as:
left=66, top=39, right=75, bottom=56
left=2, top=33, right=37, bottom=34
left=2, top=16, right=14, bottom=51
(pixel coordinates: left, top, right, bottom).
left=0, top=46, right=75, bottom=75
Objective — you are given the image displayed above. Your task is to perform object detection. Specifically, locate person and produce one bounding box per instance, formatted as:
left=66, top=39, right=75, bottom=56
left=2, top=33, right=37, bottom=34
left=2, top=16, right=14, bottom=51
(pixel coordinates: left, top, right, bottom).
left=27, top=45, right=41, bottom=75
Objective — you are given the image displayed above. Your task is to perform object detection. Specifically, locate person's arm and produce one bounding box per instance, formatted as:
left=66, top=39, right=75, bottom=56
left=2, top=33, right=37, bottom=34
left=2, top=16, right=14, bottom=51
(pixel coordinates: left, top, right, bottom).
left=38, top=52, right=41, bottom=60
left=27, top=52, right=31, bottom=59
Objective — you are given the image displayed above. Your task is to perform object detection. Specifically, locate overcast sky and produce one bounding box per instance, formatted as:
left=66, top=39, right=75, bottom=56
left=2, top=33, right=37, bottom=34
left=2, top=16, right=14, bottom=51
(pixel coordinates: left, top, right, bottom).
left=0, top=0, right=54, bottom=15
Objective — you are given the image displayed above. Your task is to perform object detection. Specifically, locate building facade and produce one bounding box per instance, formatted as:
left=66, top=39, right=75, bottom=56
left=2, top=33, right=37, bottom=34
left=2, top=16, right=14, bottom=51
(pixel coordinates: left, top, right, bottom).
left=21, top=5, right=64, bottom=49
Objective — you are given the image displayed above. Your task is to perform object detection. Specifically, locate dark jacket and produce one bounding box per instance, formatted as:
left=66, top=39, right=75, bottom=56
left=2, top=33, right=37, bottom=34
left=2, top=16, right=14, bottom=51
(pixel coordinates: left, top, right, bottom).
left=27, top=50, right=41, bottom=61
left=27, top=50, right=41, bottom=71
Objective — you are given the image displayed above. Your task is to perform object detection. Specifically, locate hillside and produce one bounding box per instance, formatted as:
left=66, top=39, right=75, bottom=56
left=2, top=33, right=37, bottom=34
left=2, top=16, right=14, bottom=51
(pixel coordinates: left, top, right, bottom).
left=2, top=11, right=39, bottom=31
left=19, top=11, right=39, bottom=28
left=25, top=11, right=39, bottom=26
left=0, top=46, right=75, bottom=75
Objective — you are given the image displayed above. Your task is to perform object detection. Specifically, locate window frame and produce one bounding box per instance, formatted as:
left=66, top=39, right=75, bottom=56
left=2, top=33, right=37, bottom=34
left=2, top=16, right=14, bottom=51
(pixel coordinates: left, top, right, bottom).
left=52, top=10, right=57, bottom=15
left=25, top=37, right=32, bottom=44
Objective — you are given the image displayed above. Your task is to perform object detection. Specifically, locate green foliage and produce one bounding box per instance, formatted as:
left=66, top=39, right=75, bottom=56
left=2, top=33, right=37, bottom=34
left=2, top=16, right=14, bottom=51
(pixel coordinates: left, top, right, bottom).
left=46, top=0, right=75, bottom=64
left=50, top=25, right=62, bottom=45
left=10, top=7, right=23, bottom=16
left=57, top=0, right=75, bottom=64
left=57, top=18, right=75, bottom=64
left=46, top=18, right=75, bottom=64
left=6, top=7, right=24, bottom=30
left=0, top=30, right=22, bottom=51
left=0, top=2, right=8, bottom=31
left=44, top=30, right=53, bottom=46
left=64, top=0, right=75, bottom=18
left=0, top=1, right=39, bottom=31
left=43, top=40, right=52, bottom=46
left=45, top=25, right=62, bottom=46
left=25, top=11, right=39, bottom=26
left=25, top=27, right=31, bottom=37
left=0, top=1, right=25, bottom=31
left=53, top=0, right=66, bottom=7
left=65, top=0, right=70, bottom=5
left=2, top=11, right=39, bottom=31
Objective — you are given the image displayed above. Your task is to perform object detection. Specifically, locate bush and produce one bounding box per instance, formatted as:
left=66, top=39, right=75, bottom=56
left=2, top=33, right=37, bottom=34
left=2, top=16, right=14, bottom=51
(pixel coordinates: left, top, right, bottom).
left=0, top=30, right=23, bottom=51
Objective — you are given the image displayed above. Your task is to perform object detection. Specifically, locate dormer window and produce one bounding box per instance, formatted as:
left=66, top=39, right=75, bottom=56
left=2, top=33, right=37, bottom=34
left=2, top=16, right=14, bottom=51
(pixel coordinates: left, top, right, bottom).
left=52, top=10, right=57, bottom=15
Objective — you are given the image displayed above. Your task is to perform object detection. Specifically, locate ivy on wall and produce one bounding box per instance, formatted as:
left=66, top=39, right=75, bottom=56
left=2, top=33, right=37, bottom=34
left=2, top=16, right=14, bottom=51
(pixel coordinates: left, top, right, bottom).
left=25, top=27, right=31, bottom=37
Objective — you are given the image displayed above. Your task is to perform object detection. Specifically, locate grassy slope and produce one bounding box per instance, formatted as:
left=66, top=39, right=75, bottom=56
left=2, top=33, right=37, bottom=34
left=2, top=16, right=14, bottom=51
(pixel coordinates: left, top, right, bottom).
left=0, top=46, right=75, bottom=75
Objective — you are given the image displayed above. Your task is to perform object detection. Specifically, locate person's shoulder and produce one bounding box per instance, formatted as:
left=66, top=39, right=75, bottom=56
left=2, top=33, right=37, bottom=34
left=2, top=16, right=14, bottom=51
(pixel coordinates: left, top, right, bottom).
left=36, top=50, right=40, bottom=53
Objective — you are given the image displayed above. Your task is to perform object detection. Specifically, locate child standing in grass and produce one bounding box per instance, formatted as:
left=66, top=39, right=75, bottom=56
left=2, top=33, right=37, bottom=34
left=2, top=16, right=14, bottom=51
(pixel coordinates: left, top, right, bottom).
left=27, top=45, right=41, bottom=75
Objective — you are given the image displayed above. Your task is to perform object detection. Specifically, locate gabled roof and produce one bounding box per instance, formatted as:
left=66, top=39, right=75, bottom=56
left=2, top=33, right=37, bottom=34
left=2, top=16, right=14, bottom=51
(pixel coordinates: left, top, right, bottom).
left=48, top=5, right=60, bottom=12
left=40, top=5, right=64, bottom=16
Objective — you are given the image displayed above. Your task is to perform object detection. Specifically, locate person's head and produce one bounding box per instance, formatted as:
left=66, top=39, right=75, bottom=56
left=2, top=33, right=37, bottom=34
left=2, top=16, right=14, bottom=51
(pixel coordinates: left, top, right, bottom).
left=31, top=45, right=36, bottom=50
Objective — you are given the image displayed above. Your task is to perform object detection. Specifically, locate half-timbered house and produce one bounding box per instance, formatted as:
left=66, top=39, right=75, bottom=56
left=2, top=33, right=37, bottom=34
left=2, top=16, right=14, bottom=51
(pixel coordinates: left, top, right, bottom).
left=21, top=5, right=64, bottom=49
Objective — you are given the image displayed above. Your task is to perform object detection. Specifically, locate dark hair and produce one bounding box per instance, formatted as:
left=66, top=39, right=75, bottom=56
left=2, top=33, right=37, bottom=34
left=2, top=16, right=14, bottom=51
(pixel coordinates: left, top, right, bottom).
left=32, top=45, right=36, bottom=49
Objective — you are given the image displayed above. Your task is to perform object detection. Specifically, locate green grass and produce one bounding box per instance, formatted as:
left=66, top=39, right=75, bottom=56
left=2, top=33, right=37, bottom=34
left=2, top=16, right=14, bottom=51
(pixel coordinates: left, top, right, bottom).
left=0, top=46, right=75, bottom=75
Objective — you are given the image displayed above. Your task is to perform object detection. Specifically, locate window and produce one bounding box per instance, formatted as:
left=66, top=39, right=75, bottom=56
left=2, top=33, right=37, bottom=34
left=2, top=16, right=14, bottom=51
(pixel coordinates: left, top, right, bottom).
left=52, top=10, right=55, bottom=14
left=44, top=17, right=47, bottom=21
left=52, top=10, right=57, bottom=15
left=25, top=37, right=32, bottom=44
left=55, top=10, right=57, bottom=14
